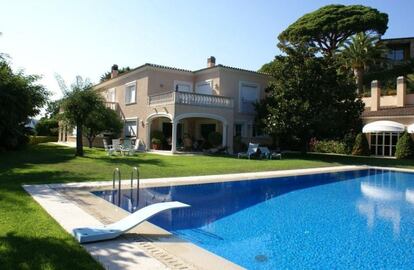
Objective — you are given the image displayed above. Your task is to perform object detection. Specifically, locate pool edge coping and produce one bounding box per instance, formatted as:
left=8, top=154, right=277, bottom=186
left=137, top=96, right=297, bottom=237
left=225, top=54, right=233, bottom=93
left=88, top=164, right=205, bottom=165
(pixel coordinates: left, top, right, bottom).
left=23, top=165, right=412, bottom=270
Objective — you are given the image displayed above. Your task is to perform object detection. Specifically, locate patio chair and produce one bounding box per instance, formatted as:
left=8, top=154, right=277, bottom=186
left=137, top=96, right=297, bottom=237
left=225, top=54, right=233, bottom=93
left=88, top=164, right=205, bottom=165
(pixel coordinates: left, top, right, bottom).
left=120, top=139, right=132, bottom=156
left=112, top=139, right=121, bottom=152
left=238, top=143, right=259, bottom=159
left=103, top=139, right=115, bottom=156
left=259, top=146, right=282, bottom=160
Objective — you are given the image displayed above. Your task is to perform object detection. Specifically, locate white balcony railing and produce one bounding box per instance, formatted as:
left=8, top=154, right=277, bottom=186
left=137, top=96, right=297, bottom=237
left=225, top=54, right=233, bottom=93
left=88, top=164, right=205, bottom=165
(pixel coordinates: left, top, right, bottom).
left=105, top=102, right=118, bottom=111
left=148, top=91, right=234, bottom=109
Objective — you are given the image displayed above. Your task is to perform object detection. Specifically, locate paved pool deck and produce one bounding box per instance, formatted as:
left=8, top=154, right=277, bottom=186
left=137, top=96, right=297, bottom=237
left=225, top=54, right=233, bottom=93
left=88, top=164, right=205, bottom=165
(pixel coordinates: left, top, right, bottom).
left=23, top=165, right=412, bottom=270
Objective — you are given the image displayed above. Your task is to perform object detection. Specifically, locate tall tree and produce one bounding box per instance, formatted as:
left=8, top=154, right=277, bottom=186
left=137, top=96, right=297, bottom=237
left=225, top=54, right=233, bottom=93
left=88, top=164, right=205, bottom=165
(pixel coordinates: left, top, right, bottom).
left=83, top=106, right=123, bottom=148
left=340, top=32, right=386, bottom=94
left=0, top=60, right=49, bottom=150
left=278, top=5, right=388, bottom=57
left=61, top=77, right=102, bottom=156
left=256, top=47, right=364, bottom=152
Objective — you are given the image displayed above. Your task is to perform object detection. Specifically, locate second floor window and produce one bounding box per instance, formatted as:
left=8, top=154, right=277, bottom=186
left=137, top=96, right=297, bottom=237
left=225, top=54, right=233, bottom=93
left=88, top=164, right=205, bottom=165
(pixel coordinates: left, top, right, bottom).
left=125, top=83, right=136, bottom=104
left=174, top=81, right=192, bottom=92
left=387, top=49, right=404, bottom=61
left=239, top=82, right=259, bottom=114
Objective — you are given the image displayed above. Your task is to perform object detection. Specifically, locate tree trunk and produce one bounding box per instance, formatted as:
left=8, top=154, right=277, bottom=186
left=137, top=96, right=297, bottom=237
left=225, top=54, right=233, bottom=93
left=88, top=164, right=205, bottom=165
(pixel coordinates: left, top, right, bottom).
left=354, top=68, right=364, bottom=95
left=87, top=136, right=93, bottom=148
left=76, top=123, right=84, bottom=156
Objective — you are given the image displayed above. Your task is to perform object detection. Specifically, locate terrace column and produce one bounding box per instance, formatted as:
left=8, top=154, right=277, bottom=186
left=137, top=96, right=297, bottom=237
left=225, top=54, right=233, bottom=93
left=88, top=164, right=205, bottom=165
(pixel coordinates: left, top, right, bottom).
left=222, top=124, right=228, bottom=147
left=397, top=76, right=406, bottom=107
left=171, top=121, right=177, bottom=153
left=371, top=80, right=381, bottom=112
left=145, top=121, right=151, bottom=150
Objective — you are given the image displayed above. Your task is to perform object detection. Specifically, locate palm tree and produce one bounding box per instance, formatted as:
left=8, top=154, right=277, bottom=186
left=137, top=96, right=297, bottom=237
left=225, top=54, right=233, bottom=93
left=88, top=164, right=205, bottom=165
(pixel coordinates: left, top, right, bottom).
left=340, top=32, right=386, bottom=94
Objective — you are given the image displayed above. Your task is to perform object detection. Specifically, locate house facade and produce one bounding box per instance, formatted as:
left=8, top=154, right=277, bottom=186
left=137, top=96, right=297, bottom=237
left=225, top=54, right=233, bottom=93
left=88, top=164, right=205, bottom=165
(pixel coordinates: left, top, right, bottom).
left=360, top=37, right=414, bottom=157
left=59, top=57, right=270, bottom=153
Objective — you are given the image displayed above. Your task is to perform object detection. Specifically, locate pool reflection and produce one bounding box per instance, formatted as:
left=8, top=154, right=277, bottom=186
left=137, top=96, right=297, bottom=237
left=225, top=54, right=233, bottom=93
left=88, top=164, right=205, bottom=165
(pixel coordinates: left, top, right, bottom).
left=94, top=169, right=374, bottom=231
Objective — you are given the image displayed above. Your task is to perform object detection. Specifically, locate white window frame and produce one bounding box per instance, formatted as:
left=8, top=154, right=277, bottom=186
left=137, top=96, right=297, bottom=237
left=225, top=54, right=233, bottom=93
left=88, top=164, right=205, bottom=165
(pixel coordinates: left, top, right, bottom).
left=125, top=81, right=137, bottom=105
left=239, top=81, right=260, bottom=113
left=195, top=80, right=213, bottom=95
left=174, top=80, right=193, bottom=92
left=106, top=88, right=116, bottom=102
left=124, top=117, right=138, bottom=138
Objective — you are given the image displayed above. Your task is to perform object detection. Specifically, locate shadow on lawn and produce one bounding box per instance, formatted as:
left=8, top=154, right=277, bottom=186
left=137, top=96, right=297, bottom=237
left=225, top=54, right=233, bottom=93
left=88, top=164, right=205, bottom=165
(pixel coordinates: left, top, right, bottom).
left=0, top=233, right=103, bottom=270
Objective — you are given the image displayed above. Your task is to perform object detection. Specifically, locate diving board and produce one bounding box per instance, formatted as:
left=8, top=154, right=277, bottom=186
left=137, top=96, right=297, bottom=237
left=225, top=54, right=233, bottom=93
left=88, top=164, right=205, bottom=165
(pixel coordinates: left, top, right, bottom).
left=73, top=201, right=190, bottom=243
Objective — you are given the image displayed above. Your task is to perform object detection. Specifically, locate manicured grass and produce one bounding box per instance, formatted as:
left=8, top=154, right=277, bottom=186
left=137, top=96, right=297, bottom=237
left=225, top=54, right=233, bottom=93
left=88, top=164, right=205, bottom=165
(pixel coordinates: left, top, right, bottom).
left=1, top=143, right=414, bottom=269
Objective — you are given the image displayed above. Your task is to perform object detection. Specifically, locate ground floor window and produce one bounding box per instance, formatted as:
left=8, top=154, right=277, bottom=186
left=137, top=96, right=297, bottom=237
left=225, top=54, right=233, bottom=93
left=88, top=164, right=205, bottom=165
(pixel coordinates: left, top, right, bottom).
left=234, top=124, right=243, bottom=137
left=370, top=132, right=401, bottom=156
left=124, top=120, right=137, bottom=138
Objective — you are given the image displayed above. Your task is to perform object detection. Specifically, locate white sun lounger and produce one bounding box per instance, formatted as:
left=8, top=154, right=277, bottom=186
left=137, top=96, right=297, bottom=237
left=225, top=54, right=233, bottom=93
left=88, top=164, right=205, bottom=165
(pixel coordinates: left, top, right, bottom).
left=73, top=201, right=190, bottom=243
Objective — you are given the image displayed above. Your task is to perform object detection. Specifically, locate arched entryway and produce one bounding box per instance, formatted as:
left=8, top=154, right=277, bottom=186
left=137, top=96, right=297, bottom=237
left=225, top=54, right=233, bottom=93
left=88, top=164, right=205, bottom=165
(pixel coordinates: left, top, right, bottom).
left=145, top=113, right=173, bottom=151
left=172, top=113, right=228, bottom=153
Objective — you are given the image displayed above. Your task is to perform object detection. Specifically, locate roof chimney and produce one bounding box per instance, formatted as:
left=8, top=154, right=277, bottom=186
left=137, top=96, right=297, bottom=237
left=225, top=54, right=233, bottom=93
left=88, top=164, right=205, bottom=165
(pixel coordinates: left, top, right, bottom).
left=111, top=64, right=119, bottom=78
left=207, top=56, right=216, bottom=68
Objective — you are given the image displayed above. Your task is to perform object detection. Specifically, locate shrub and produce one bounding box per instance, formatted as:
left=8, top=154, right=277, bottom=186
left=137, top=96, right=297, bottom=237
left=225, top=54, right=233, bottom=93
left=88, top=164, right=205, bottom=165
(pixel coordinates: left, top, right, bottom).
left=150, top=130, right=164, bottom=141
left=395, top=131, right=414, bottom=159
left=29, top=136, right=58, bottom=145
left=208, top=132, right=222, bottom=147
left=312, top=140, right=347, bottom=154
left=343, top=132, right=356, bottom=154
left=35, top=118, right=59, bottom=136
left=233, top=136, right=247, bottom=153
left=151, top=138, right=162, bottom=145
left=352, top=133, right=370, bottom=156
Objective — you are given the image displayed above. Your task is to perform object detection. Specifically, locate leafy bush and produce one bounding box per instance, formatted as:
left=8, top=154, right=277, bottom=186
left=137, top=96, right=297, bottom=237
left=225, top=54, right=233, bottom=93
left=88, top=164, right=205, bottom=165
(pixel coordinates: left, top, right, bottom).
left=312, top=139, right=347, bottom=154
left=233, top=136, right=247, bottom=153
left=343, top=132, right=356, bottom=154
left=29, top=136, right=58, bottom=145
left=395, top=131, right=414, bottom=159
left=35, top=118, right=59, bottom=136
left=151, top=138, right=162, bottom=145
left=208, top=132, right=222, bottom=147
left=150, top=130, right=165, bottom=142
left=352, top=133, right=370, bottom=156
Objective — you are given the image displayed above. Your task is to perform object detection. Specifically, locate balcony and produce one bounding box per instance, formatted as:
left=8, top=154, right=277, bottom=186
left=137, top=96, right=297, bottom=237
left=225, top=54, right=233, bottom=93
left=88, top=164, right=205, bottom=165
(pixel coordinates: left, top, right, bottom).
left=105, top=101, right=119, bottom=111
left=148, top=91, right=234, bottom=109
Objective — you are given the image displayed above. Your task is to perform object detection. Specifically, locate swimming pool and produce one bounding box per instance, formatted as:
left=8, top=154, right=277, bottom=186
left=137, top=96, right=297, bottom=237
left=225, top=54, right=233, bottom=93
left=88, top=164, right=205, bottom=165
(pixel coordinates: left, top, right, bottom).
left=93, top=169, right=414, bottom=269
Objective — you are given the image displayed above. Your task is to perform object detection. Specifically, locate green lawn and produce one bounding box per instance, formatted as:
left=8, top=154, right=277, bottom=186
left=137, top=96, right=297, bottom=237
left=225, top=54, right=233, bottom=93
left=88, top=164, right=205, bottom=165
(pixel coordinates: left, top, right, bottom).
left=1, top=143, right=414, bottom=269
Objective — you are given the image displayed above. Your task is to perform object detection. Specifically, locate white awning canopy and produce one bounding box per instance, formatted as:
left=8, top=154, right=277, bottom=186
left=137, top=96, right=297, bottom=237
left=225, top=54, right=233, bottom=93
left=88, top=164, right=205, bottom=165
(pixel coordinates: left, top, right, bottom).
left=408, top=124, right=414, bottom=133
left=362, top=121, right=405, bottom=133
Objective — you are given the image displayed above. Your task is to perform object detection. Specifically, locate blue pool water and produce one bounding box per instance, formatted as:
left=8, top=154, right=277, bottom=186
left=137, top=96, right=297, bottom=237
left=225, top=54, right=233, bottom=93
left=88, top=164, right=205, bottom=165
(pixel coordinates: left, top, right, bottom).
left=93, top=169, right=414, bottom=269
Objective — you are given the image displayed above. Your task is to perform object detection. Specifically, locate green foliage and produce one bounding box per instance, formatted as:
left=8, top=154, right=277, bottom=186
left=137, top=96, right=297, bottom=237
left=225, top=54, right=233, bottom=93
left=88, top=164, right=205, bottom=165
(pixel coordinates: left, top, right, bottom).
left=278, top=4, right=388, bottom=56
left=208, top=131, right=222, bottom=147
left=256, top=47, right=364, bottom=152
left=61, top=77, right=102, bottom=156
left=363, top=60, right=414, bottom=95
left=151, top=138, right=162, bottom=145
left=150, top=130, right=165, bottom=142
left=100, top=66, right=131, bottom=82
left=0, top=60, right=49, bottom=151
left=29, top=135, right=58, bottom=145
left=395, top=131, right=414, bottom=159
left=340, top=32, right=387, bottom=94
left=35, top=118, right=59, bottom=136
left=45, top=99, right=63, bottom=119
left=83, top=106, right=123, bottom=148
left=312, top=139, right=347, bottom=154
left=352, top=133, right=370, bottom=156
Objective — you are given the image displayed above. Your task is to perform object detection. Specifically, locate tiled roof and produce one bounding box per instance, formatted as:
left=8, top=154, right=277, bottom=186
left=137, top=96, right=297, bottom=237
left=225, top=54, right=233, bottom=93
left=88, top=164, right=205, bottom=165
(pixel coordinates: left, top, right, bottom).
left=95, top=62, right=268, bottom=86
left=362, top=106, right=414, bottom=117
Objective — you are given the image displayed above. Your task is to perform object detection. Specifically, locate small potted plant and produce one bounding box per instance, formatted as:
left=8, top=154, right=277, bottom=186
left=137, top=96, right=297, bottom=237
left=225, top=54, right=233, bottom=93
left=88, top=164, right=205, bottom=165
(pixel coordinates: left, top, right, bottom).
left=151, top=138, right=162, bottom=150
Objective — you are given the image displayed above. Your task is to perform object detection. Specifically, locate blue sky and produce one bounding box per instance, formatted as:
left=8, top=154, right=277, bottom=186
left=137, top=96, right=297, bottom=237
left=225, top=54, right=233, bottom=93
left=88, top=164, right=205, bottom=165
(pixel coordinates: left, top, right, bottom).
left=1, top=0, right=413, bottom=102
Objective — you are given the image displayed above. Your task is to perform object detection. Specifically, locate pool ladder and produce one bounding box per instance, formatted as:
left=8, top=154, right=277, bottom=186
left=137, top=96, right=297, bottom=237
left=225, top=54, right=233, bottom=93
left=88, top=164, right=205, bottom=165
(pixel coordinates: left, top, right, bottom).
left=112, top=167, right=140, bottom=206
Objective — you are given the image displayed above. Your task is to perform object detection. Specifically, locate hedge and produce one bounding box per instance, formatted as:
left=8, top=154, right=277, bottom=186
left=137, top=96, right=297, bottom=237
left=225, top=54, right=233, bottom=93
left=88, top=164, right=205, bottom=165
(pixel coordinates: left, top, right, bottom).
left=29, top=136, right=58, bottom=145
